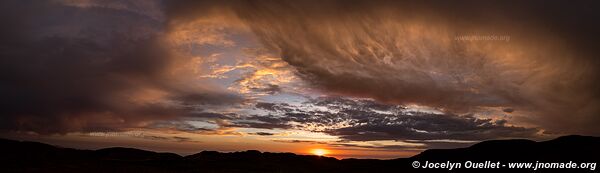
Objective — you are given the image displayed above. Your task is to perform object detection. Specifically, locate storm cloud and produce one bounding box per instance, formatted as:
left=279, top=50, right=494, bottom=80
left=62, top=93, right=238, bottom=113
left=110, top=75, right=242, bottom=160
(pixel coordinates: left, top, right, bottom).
left=2, top=0, right=599, bottom=146
left=249, top=97, right=540, bottom=141
left=166, top=0, right=600, bottom=136
left=0, top=0, right=241, bottom=134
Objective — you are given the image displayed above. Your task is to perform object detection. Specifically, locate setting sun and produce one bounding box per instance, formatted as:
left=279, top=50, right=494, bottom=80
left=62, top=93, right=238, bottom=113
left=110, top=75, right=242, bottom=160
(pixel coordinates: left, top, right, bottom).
left=3, top=0, right=600, bottom=172
left=311, top=149, right=330, bottom=156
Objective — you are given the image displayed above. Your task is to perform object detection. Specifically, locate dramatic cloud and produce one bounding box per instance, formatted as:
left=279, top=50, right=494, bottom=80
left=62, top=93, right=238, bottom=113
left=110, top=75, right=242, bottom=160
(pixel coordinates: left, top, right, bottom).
left=247, top=97, right=540, bottom=142
left=165, top=0, right=600, bottom=135
left=0, top=0, right=242, bottom=134
left=3, top=1, right=600, bottom=158
left=207, top=48, right=300, bottom=97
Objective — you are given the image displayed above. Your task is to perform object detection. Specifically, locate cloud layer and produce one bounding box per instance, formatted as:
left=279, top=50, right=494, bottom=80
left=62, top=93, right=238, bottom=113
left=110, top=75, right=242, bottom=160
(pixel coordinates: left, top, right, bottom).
left=166, top=0, right=600, bottom=135
left=0, top=0, right=241, bottom=134
left=249, top=97, right=539, bottom=141
left=2, top=0, right=600, bottom=144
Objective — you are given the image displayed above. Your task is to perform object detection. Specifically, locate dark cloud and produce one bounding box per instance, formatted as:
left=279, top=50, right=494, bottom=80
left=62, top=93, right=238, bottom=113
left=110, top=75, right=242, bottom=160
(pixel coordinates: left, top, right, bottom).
left=250, top=84, right=281, bottom=95
left=142, top=135, right=196, bottom=143
left=502, top=108, right=514, bottom=113
left=245, top=97, right=539, bottom=142
left=3, top=0, right=599, bottom=143
left=255, top=102, right=277, bottom=111
left=149, top=121, right=212, bottom=132
left=252, top=132, right=274, bottom=136
left=272, top=140, right=327, bottom=145
left=255, top=102, right=293, bottom=112
left=226, top=120, right=292, bottom=130
left=0, top=0, right=242, bottom=134
left=171, top=92, right=244, bottom=106
left=328, top=113, right=538, bottom=141
left=165, top=0, right=600, bottom=136
left=186, top=112, right=235, bottom=120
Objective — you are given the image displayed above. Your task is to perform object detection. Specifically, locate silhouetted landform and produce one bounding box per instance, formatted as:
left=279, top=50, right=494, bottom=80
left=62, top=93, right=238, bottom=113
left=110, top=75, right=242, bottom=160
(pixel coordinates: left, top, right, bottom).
left=1, top=135, right=599, bottom=173
left=412, top=135, right=600, bottom=161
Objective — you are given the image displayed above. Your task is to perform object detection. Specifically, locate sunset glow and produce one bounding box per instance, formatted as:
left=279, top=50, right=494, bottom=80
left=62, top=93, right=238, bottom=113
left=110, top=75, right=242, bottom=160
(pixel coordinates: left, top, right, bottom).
left=2, top=0, right=600, bottom=161
left=311, top=149, right=329, bottom=156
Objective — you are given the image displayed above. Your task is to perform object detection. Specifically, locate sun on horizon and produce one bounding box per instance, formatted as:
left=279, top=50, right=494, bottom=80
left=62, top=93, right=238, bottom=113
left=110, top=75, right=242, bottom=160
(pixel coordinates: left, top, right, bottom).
left=310, top=148, right=330, bottom=156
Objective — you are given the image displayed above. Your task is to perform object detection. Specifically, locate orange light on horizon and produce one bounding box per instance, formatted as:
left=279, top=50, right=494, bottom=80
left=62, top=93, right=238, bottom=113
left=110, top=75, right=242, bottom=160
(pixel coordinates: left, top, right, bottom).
left=310, top=148, right=330, bottom=156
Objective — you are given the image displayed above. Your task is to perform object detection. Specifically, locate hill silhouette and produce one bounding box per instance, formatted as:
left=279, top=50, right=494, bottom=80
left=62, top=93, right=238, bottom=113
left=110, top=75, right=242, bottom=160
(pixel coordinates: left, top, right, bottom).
left=1, top=135, right=599, bottom=172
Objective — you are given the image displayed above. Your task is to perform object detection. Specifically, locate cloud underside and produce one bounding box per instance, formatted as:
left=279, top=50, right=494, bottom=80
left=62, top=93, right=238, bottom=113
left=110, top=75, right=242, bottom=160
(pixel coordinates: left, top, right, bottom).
left=168, top=0, right=600, bottom=135
left=167, top=97, right=538, bottom=149
left=1, top=0, right=600, bottom=147
left=238, top=97, right=539, bottom=141
left=0, top=0, right=242, bottom=134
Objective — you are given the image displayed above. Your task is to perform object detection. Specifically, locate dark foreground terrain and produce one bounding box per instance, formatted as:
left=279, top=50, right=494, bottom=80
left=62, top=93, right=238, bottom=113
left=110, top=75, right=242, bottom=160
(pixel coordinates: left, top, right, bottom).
left=1, top=135, right=599, bottom=173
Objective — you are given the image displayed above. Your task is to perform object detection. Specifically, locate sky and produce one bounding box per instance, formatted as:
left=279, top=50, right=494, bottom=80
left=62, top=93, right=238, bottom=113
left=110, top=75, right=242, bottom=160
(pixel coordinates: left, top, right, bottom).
left=1, top=0, right=600, bottom=159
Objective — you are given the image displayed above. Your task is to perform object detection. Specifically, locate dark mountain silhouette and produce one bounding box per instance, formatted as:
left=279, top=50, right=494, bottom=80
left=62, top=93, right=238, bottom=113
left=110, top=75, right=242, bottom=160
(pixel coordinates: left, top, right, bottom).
left=1, top=135, right=598, bottom=173
left=412, top=135, right=600, bottom=161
